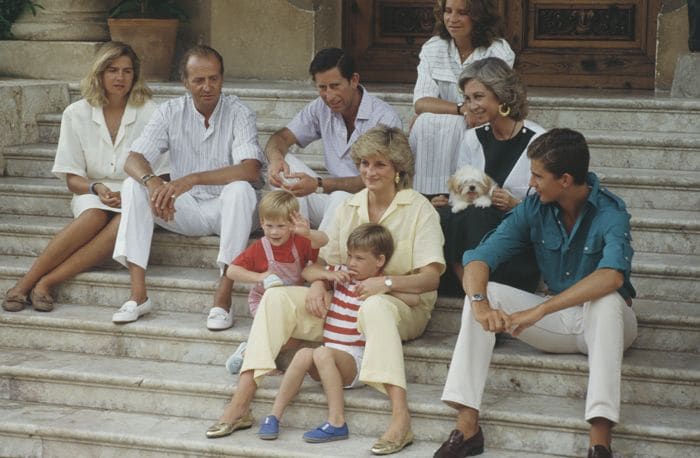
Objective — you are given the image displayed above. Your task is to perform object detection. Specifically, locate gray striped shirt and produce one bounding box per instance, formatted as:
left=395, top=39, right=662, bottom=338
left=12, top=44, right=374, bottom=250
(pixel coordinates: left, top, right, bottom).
left=132, top=93, right=263, bottom=199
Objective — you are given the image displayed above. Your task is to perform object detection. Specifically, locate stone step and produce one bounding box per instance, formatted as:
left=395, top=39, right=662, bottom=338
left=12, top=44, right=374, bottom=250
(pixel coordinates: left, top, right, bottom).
left=0, top=400, right=555, bottom=458
left=1, top=307, right=697, bottom=409
left=0, top=42, right=104, bottom=80
left=0, top=351, right=697, bottom=457
left=31, top=117, right=700, bottom=174
left=593, top=167, right=700, bottom=211
left=1, top=247, right=697, bottom=315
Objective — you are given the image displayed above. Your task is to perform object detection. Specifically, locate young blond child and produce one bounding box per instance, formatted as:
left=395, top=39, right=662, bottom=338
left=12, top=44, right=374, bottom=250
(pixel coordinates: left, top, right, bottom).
left=224, top=190, right=328, bottom=373
left=256, top=223, right=419, bottom=443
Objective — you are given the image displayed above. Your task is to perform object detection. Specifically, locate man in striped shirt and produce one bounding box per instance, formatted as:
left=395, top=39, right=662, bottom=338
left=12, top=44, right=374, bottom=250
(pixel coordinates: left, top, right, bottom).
left=112, top=45, right=264, bottom=330
left=264, top=48, right=402, bottom=231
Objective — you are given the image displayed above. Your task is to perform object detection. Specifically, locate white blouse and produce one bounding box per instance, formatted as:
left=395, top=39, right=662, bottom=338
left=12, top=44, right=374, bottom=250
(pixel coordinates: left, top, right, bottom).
left=52, top=99, right=168, bottom=217
left=413, top=36, right=515, bottom=104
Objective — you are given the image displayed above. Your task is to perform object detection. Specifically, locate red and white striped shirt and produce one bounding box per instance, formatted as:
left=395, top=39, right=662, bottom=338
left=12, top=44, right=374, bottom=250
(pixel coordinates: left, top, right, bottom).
left=323, top=265, right=365, bottom=348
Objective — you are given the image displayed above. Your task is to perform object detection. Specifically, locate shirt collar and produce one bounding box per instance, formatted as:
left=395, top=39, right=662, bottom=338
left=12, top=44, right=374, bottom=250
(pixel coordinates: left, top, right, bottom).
left=347, top=188, right=415, bottom=223
left=584, top=172, right=601, bottom=209
left=187, top=93, right=223, bottom=126
left=355, top=86, right=371, bottom=121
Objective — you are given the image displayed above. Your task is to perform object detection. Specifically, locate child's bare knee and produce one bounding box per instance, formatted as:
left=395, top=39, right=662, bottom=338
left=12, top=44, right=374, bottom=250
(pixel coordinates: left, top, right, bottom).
left=312, top=346, right=334, bottom=366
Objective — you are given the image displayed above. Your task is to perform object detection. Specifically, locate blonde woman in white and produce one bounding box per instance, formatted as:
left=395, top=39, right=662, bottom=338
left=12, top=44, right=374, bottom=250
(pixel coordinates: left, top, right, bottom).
left=2, top=42, right=166, bottom=313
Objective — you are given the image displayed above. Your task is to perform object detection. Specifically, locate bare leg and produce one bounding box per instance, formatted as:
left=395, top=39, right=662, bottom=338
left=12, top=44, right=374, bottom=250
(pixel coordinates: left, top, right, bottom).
left=127, top=262, right=148, bottom=303
left=9, top=209, right=111, bottom=296
left=589, top=417, right=612, bottom=448
left=35, top=214, right=121, bottom=294
left=213, top=274, right=233, bottom=311
left=380, top=384, right=412, bottom=442
left=452, top=404, right=480, bottom=438
left=270, top=348, right=316, bottom=420
left=314, top=347, right=356, bottom=426
left=219, top=370, right=258, bottom=423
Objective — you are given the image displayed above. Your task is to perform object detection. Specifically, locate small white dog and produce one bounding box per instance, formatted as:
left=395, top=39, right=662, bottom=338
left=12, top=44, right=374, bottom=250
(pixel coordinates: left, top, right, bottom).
left=448, top=165, right=497, bottom=213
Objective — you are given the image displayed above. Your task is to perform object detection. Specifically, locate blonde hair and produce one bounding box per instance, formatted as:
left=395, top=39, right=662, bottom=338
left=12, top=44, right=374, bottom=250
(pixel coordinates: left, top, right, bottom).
left=258, top=190, right=300, bottom=222
left=346, top=223, right=394, bottom=263
left=80, top=41, right=152, bottom=107
left=350, top=125, right=415, bottom=190
left=458, top=57, right=528, bottom=121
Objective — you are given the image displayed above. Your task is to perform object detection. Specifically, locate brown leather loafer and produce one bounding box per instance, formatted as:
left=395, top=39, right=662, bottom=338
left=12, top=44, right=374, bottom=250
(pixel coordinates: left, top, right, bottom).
left=587, top=445, right=613, bottom=458
left=2, top=290, right=30, bottom=312
left=433, top=428, right=484, bottom=457
left=30, top=289, right=54, bottom=312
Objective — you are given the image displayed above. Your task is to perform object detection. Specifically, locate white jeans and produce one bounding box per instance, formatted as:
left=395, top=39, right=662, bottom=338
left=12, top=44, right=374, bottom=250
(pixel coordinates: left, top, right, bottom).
left=113, top=177, right=258, bottom=271
left=283, top=153, right=351, bottom=231
left=441, top=282, right=638, bottom=423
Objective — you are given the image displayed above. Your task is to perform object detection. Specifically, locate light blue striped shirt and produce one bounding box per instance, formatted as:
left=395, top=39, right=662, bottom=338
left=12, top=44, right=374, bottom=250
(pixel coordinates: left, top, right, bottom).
left=131, top=93, right=263, bottom=199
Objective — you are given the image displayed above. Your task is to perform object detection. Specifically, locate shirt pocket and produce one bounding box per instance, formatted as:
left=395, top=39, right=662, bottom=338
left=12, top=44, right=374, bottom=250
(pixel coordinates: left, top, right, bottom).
left=581, top=233, right=604, bottom=274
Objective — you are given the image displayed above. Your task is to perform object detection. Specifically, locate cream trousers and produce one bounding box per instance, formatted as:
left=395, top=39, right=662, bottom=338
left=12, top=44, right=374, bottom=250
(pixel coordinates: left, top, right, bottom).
left=113, top=177, right=258, bottom=271
left=241, top=286, right=431, bottom=393
left=441, top=282, right=638, bottom=423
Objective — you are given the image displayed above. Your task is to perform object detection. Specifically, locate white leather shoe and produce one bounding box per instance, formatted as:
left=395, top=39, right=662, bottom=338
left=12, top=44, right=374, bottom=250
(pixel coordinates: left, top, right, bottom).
left=263, top=273, right=284, bottom=289
left=112, top=298, right=153, bottom=323
left=207, top=306, right=233, bottom=330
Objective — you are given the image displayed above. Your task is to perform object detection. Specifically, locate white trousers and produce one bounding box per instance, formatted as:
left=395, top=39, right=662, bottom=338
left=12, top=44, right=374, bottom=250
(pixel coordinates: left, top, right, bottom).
left=283, top=153, right=351, bottom=231
left=409, top=113, right=466, bottom=194
left=441, top=282, right=638, bottom=423
left=113, top=177, right=258, bottom=271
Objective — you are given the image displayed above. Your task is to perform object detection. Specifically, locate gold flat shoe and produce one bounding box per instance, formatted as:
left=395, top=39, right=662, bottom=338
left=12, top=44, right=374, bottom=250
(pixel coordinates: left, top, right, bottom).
left=370, top=430, right=414, bottom=455
left=205, top=411, right=254, bottom=438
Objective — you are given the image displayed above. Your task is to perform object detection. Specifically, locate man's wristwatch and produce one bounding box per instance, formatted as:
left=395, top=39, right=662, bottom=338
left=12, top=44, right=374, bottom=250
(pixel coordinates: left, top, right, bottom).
left=315, top=177, right=324, bottom=194
left=456, top=102, right=464, bottom=115
left=140, top=173, right=156, bottom=185
left=384, top=276, right=393, bottom=291
left=470, top=293, right=486, bottom=303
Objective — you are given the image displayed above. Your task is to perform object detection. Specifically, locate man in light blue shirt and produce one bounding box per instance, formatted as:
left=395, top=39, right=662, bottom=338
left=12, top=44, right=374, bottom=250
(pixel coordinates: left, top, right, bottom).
left=435, top=129, right=638, bottom=458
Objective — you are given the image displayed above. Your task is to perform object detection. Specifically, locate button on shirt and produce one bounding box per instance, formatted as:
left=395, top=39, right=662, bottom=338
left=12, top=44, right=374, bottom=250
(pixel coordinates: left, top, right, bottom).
left=286, top=87, right=402, bottom=178
left=131, top=93, right=264, bottom=199
left=463, top=173, right=636, bottom=300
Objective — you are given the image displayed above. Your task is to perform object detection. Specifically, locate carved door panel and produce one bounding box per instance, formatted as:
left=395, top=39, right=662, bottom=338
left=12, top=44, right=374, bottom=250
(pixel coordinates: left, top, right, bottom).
left=343, top=0, right=660, bottom=89
left=504, top=0, right=661, bottom=89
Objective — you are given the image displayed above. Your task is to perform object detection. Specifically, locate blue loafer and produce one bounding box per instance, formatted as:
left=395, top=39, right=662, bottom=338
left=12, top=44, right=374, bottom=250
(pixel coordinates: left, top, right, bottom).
left=258, top=415, right=279, bottom=440
left=302, top=421, right=349, bottom=443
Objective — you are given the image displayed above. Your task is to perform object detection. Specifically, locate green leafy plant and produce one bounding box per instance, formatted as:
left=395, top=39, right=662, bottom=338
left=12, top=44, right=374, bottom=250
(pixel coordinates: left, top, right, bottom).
left=0, top=0, right=43, bottom=39
left=109, top=0, right=187, bottom=20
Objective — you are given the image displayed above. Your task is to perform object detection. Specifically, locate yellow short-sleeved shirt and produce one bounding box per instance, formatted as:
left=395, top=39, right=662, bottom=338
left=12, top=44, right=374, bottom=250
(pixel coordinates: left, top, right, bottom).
left=320, top=188, right=446, bottom=312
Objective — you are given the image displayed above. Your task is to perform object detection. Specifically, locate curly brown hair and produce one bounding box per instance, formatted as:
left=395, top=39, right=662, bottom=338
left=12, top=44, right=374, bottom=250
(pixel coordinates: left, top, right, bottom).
left=433, top=0, right=504, bottom=49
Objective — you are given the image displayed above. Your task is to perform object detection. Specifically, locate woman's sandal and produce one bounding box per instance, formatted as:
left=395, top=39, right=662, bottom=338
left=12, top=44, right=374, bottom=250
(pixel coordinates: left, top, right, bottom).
left=2, top=290, right=30, bottom=312
left=30, top=289, right=55, bottom=312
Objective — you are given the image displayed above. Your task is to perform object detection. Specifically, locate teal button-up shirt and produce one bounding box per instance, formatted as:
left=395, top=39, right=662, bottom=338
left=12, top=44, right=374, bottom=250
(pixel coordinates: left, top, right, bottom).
left=462, top=172, right=635, bottom=300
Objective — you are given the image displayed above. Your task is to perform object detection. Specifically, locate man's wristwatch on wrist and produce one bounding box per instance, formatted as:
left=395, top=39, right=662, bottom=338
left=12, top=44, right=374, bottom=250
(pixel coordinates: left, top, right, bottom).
left=470, top=293, right=486, bottom=303
left=384, top=276, right=393, bottom=291
left=140, top=173, right=156, bottom=185
left=457, top=102, right=464, bottom=115
left=88, top=182, right=101, bottom=195
left=315, top=176, right=324, bottom=194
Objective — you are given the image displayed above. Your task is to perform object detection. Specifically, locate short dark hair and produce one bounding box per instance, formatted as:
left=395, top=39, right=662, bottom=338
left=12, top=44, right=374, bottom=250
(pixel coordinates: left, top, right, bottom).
left=433, top=0, right=504, bottom=48
left=527, top=128, right=590, bottom=185
left=308, top=48, right=356, bottom=80
left=180, top=45, right=224, bottom=80
left=346, top=223, right=394, bottom=263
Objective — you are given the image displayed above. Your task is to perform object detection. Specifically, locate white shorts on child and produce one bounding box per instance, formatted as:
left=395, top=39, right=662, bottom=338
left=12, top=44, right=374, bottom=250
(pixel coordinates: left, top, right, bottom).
left=325, top=342, right=364, bottom=389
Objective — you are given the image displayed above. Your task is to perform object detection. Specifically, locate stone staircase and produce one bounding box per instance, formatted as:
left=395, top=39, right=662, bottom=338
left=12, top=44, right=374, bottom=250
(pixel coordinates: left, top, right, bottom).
left=0, top=80, right=698, bottom=457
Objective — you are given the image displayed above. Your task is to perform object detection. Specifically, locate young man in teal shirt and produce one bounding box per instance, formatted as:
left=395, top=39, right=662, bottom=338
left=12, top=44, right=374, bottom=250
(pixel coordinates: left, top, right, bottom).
left=434, top=128, right=638, bottom=458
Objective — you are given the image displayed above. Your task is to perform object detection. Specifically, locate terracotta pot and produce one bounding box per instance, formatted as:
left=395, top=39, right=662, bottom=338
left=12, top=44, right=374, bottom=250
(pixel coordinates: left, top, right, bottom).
left=107, top=18, right=179, bottom=82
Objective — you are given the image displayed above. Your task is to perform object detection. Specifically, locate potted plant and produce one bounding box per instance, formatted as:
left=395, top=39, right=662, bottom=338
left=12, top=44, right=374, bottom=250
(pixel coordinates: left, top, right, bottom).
left=107, top=0, right=187, bottom=81
left=1, top=0, right=43, bottom=39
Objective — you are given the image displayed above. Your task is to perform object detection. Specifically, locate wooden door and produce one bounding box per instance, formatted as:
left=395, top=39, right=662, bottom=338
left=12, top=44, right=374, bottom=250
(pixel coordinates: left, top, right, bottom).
left=343, top=0, right=661, bottom=89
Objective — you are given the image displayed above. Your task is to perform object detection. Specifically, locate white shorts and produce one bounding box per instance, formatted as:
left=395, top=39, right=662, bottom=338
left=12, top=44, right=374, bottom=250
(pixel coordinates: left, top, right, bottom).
left=324, top=343, right=364, bottom=389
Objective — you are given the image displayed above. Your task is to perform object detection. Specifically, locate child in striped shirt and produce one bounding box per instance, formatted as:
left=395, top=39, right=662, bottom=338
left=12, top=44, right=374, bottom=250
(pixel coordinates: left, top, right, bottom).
left=256, top=223, right=419, bottom=443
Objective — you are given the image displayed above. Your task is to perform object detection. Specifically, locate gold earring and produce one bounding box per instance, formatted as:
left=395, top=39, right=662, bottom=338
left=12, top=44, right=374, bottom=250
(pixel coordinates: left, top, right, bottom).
left=498, top=103, right=511, bottom=117
left=394, top=173, right=401, bottom=184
